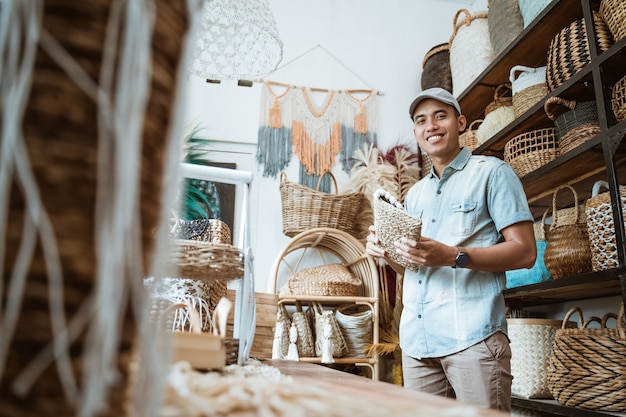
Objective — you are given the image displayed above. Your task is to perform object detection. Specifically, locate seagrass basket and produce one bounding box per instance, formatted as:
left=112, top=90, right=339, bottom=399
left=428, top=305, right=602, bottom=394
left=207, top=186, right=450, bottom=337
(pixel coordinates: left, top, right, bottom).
left=421, top=43, right=453, bottom=93
left=547, top=304, right=626, bottom=412
left=543, top=185, right=593, bottom=279
left=544, top=97, right=601, bottom=156
left=477, top=83, right=515, bottom=145
left=460, top=119, right=482, bottom=151
left=279, top=171, right=364, bottom=238
left=510, top=65, right=548, bottom=117
left=504, top=128, right=557, bottom=178
left=612, top=75, right=626, bottom=122
left=449, top=8, right=494, bottom=97
left=373, top=189, right=422, bottom=272
left=335, top=304, right=373, bottom=358
left=585, top=180, right=626, bottom=271
left=285, top=263, right=364, bottom=297
left=546, top=11, right=613, bottom=92
left=600, top=0, right=626, bottom=42
left=1, top=1, right=190, bottom=416
left=170, top=240, right=245, bottom=281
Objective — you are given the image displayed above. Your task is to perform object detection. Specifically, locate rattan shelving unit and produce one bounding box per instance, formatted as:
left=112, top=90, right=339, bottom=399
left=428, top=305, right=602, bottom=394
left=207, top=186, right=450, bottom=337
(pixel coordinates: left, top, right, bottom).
left=457, top=1, right=626, bottom=415
left=269, top=227, right=380, bottom=380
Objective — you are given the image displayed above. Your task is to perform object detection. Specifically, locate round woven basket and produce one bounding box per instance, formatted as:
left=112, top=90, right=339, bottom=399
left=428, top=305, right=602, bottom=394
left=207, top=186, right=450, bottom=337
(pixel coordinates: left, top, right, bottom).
left=585, top=180, right=626, bottom=272
left=460, top=119, right=482, bottom=151
left=612, top=75, right=626, bottom=122
left=600, top=0, right=626, bottom=42
left=504, top=128, right=558, bottom=178
left=543, top=185, right=593, bottom=280
left=269, top=227, right=379, bottom=299
left=510, top=65, right=548, bottom=117
left=1, top=1, right=190, bottom=415
left=449, top=8, right=494, bottom=97
left=544, top=97, right=601, bottom=156
left=546, top=12, right=613, bottom=92
left=421, top=43, right=453, bottom=93
left=547, top=304, right=626, bottom=412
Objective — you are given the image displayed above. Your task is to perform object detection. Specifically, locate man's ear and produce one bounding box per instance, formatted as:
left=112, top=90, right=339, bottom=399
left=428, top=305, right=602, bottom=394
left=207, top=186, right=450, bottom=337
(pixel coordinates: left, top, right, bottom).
left=457, top=114, right=467, bottom=133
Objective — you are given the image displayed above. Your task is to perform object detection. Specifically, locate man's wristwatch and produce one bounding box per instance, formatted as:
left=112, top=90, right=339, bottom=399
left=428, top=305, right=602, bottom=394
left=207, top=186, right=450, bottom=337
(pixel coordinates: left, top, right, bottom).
left=453, top=247, right=469, bottom=268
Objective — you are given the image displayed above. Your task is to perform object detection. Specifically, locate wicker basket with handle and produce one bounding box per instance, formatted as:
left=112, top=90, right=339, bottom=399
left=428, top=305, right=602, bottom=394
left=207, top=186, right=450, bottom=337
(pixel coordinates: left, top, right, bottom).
left=509, top=65, right=548, bottom=117
left=504, top=127, right=558, bottom=178
left=543, top=185, right=593, bottom=279
left=421, top=43, right=453, bottom=93
left=585, top=180, right=626, bottom=272
left=547, top=303, right=626, bottom=412
left=280, top=171, right=364, bottom=238
left=544, top=97, right=602, bottom=156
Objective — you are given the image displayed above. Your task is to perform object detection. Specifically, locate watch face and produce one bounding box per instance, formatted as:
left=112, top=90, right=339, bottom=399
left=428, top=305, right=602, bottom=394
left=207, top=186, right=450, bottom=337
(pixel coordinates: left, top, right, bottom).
left=455, top=251, right=469, bottom=268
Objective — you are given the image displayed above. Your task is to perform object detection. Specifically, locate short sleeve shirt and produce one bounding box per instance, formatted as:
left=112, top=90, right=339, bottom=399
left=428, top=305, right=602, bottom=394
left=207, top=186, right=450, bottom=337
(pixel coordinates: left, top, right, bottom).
left=400, top=147, right=533, bottom=359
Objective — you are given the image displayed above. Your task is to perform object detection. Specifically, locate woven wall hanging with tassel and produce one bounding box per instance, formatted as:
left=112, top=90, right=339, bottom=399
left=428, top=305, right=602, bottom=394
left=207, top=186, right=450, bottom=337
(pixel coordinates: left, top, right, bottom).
left=256, top=81, right=294, bottom=178
left=340, top=90, right=378, bottom=173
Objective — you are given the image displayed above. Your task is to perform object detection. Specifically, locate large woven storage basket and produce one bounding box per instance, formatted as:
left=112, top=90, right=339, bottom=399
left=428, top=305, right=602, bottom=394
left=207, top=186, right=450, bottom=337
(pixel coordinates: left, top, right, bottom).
left=279, top=171, right=364, bottom=238
left=600, top=0, right=626, bottom=42
left=543, top=185, right=593, bottom=279
left=504, top=128, right=557, bottom=178
left=510, top=65, right=548, bottom=117
left=612, top=75, right=626, bottom=122
left=508, top=318, right=576, bottom=398
left=585, top=180, right=626, bottom=272
left=421, top=43, right=453, bottom=93
left=517, top=0, right=552, bottom=28
left=449, top=8, right=495, bottom=97
left=488, top=0, right=524, bottom=56
left=546, top=12, right=613, bottom=92
left=544, top=97, right=601, bottom=156
left=547, top=304, right=626, bottom=412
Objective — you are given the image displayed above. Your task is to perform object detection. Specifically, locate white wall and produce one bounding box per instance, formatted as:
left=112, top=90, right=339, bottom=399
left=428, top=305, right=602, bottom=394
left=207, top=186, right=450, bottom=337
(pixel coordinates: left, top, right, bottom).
left=183, top=0, right=490, bottom=293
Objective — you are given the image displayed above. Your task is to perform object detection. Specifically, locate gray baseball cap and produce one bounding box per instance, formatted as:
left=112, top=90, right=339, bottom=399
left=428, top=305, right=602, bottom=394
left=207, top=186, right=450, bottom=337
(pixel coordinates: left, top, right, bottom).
left=409, top=87, right=461, bottom=120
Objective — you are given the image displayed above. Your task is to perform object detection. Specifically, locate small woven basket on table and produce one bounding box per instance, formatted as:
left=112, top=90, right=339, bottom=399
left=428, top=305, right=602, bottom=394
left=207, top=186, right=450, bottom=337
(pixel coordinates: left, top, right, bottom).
left=504, top=127, right=558, bottom=178
left=585, top=180, right=626, bottom=272
left=509, top=65, right=548, bottom=117
left=279, top=171, right=364, bottom=238
left=600, top=0, right=626, bottom=42
left=547, top=303, right=626, bottom=412
left=612, top=75, right=626, bottom=122
left=546, top=11, right=613, bottom=92
left=421, top=43, right=453, bottom=93
left=544, top=97, right=602, bottom=156
left=543, top=185, right=593, bottom=280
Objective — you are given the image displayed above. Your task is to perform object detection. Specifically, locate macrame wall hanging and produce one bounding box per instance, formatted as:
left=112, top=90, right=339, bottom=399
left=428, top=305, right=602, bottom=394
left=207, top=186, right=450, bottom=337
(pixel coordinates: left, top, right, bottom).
left=292, top=87, right=342, bottom=190
left=340, top=90, right=378, bottom=173
left=256, top=81, right=294, bottom=178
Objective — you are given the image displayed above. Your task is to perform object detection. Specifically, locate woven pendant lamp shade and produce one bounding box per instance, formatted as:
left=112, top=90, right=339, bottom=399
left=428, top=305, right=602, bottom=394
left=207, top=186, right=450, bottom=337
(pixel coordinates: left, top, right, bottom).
left=190, top=0, right=283, bottom=80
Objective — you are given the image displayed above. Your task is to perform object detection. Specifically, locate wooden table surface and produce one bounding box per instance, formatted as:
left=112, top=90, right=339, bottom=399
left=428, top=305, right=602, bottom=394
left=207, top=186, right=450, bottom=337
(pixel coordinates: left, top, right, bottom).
left=265, top=359, right=509, bottom=417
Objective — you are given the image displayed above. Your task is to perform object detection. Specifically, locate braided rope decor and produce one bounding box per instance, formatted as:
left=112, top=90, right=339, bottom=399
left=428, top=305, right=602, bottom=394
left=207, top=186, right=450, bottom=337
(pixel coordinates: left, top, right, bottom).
left=547, top=304, right=626, bottom=412
left=546, top=12, right=613, bottom=92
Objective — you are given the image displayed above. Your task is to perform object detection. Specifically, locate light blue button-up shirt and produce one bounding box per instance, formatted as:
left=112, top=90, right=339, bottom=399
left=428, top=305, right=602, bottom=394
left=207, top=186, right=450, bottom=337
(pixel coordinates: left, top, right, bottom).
left=400, top=147, right=533, bottom=359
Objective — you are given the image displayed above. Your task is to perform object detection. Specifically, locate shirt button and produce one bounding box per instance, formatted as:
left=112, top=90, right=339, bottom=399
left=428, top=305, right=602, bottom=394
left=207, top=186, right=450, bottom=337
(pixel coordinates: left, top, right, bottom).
left=437, top=190, right=441, bottom=194
left=418, top=314, right=422, bottom=319
left=431, top=219, right=435, bottom=223
left=418, top=280, right=422, bottom=284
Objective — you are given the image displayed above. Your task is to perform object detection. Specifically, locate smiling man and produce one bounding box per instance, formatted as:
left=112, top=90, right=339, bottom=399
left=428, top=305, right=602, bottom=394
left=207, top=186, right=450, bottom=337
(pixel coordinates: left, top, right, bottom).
left=366, top=87, right=536, bottom=412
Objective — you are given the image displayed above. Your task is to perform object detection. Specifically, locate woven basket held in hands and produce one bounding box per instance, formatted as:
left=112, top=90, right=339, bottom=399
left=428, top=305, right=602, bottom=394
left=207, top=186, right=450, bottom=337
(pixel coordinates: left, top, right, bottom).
left=600, top=0, right=626, bottom=42
left=373, top=189, right=422, bottom=272
left=508, top=318, right=576, bottom=399
left=546, top=11, right=613, bottom=92
left=504, top=128, right=557, bottom=178
left=449, top=8, right=495, bottom=97
left=421, top=43, right=453, bottom=93
left=510, top=65, right=548, bottom=117
left=279, top=171, right=364, bottom=238
left=517, top=0, right=552, bottom=28
left=585, top=180, right=626, bottom=272
left=612, top=75, right=626, bottom=122
left=488, top=0, right=524, bottom=56
left=544, top=97, right=601, bottom=156
left=543, top=185, right=593, bottom=280
left=547, top=304, right=626, bottom=412
left=286, top=263, right=364, bottom=297
left=477, top=84, right=515, bottom=145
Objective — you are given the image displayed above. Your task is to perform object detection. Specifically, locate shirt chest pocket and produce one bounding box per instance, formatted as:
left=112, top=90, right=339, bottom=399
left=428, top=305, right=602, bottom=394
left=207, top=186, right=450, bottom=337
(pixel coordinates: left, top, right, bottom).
left=450, top=199, right=477, bottom=236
